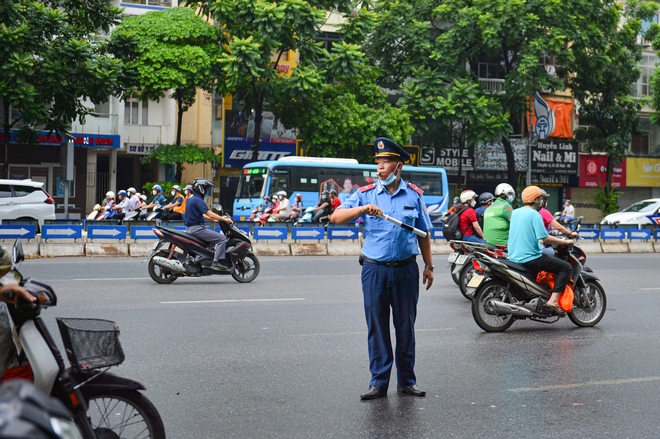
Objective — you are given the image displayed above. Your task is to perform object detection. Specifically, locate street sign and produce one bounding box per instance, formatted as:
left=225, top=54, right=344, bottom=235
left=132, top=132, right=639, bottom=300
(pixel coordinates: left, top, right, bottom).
left=237, top=226, right=250, bottom=236
left=431, top=229, right=445, bottom=240
left=628, top=229, right=652, bottom=240
left=253, top=227, right=287, bottom=240
left=130, top=226, right=157, bottom=240
left=87, top=225, right=127, bottom=240
left=42, top=225, right=82, bottom=239
left=577, top=228, right=600, bottom=240
left=328, top=228, right=358, bottom=240
left=655, top=229, right=660, bottom=240
left=0, top=225, right=36, bottom=239
left=601, top=229, right=625, bottom=240
left=292, top=227, right=324, bottom=240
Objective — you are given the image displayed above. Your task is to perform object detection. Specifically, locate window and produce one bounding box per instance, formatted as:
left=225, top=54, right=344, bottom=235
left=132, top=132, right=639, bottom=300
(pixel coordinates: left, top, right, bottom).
left=213, top=93, right=223, bottom=121
left=0, top=185, right=12, bottom=198
left=315, top=32, right=341, bottom=52
left=13, top=185, right=39, bottom=197
left=631, top=133, right=650, bottom=155
left=632, top=55, right=658, bottom=98
left=124, top=97, right=148, bottom=125
left=94, top=100, right=110, bottom=117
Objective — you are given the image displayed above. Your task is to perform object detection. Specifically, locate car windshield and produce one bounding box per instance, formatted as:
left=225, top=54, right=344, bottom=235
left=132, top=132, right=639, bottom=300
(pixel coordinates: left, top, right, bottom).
left=622, top=200, right=660, bottom=213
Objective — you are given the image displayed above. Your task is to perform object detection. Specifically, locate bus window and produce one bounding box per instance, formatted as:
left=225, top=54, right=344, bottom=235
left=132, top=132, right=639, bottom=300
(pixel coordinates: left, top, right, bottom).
left=270, top=168, right=290, bottom=195
left=403, top=171, right=444, bottom=196
left=236, top=174, right=265, bottom=198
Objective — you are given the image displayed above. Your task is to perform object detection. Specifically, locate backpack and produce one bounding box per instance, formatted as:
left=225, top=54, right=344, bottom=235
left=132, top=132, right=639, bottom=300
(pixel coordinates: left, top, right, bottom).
left=442, top=207, right=464, bottom=241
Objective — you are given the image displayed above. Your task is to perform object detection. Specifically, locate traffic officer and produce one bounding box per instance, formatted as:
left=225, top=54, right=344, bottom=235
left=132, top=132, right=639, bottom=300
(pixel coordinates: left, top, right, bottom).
left=330, top=137, right=434, bottom=400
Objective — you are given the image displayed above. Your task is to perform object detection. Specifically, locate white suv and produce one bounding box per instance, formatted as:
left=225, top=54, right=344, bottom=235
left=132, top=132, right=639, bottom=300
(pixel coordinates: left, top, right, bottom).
left=0, top=179, right=56, bottom=229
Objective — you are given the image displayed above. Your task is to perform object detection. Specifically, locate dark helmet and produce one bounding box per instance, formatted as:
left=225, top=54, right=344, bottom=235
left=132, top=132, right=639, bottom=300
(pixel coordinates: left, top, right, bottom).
left=479, top=192, right=495, bottom=205
left=329, top=189, right=337, bottom=196
left=192, top=177, right=214, bottom=196
left=321, top=190, right=329, bottom=196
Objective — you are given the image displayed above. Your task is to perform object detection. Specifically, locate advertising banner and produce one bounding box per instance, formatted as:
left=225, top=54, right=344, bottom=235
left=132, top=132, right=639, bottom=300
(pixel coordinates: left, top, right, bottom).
left=420, top=146, right=474, bottom=173
left=473, top=138, right=527, bottom=172
left=626, top=157, right=660, bottom=187
left=578, top=155, right=626, bottom=188
left=1, top=131, right=120, bottom=149
left=527, top=94, right=574, bottom=139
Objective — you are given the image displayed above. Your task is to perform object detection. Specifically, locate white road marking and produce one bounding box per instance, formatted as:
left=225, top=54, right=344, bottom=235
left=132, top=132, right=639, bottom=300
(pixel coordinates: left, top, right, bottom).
left=292, top=328, right=455, bottom=337
left=161, top=298, right=305, bottom=304
left=66, top=278, right=147, bottom=281
left=640, top=288, right=660, bottom=291
left=508, top=376, right=660, bottom=393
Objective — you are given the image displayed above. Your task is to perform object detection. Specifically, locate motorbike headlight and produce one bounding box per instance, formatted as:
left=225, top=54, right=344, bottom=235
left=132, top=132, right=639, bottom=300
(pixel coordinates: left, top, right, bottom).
left=50, top=416, right=84, bottom=439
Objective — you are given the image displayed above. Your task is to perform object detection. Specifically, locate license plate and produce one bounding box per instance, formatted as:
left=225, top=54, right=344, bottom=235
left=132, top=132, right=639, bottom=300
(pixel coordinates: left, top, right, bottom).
left=447, top=252, right=459, bottom=263
left=467, top=274, right=485, bottom=288
left=455, top=254, right=468, bottom=265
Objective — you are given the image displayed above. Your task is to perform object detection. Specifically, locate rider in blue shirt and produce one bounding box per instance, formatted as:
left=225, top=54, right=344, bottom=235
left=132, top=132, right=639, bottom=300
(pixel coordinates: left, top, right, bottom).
left=331, top=137, right=434, bottom=400
left=141, top=184, right=167, bottom=212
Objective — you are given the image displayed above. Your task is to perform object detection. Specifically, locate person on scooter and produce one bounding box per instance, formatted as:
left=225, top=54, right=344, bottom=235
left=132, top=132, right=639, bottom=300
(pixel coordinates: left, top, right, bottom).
left=559, top=199, right=575, bottom=225
left=474, top=192, right=494, bottom=229
left=457, top=190, right=486, bottom=243
left=273, top=190, right=291, bottom=221
left=127, top=187, right=140, bottom=210
left=508, top=186, right=574, bottom=314
left=538, top=192, right=579, bottom=256
left=161, top=185, right=186, bottom=221
left=114, top=190, right=130, bottom=220
left=329, top=189, right=341, bottom=211
left=483, top=183, right=515, bottom=246
left=312, top=190, right=331, bottom=223
left=290, top=193, right=304, bottom=220
left=141, top=184, right=167, bottom=211
left=185, top=178, right=233, bottom=272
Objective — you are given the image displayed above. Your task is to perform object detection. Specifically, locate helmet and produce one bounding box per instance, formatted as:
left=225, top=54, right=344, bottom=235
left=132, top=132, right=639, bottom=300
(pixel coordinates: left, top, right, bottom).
left=295, top=193, right=302, bottom=199
left=140, top=194, right=147, bottom=201
left=127, top=187, right=136, bottom=194
left=329, top=189, right=337, bottom=196
left=478, top=192, right=494, bottom=205
left=460, top=190, right=477, bottom=204
left=321, top=190, right=329, bottom=196
left=152, top=184, right=162, bottom=193
left=192, top=178, right=214, bottom=196
left=276, top=190, right=287, bottom=197
left=118, top=190, right=127, bottom=197
left=565, top=199, right=571, bottom=204
left=105, top=191, right=115, bottom=199
left=495, top=183, right=515, bottom=200
left=0, top=244, right=12, bottom=278
left=521, top=186, right=544, bottom=204
left=172, top=185, right=181, bottom=193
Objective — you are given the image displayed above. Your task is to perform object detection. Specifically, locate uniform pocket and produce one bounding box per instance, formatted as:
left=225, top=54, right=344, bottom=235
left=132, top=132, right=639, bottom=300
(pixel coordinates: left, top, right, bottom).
left=402, top=210, right=419, bottom=226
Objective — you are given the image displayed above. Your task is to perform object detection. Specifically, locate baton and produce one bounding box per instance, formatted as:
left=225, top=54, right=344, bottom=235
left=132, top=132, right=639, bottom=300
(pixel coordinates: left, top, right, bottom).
left=377, top=212, right=428, bottom=238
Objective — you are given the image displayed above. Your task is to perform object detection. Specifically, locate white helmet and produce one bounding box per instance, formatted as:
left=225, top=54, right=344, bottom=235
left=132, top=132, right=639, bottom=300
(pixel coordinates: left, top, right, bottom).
left=127, top=187, right=137, bottom=194
left=276, top=190, right=287, bottom=198
left=495, top=183, right=515, bottom=200
left=460, top=190, right=477, bottom=204
left=105, top=191, right=115, bottom=199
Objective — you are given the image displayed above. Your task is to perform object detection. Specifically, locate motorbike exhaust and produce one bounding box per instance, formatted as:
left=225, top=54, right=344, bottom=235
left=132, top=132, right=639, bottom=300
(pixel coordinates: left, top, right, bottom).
left=152, top=256, right=186, bottom=273
left=488, top=299, right=535, bottom=317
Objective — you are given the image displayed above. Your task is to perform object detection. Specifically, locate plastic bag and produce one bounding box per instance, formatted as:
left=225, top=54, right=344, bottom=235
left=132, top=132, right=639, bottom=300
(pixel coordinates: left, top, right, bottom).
left=536, top=271, right=574, bottom=312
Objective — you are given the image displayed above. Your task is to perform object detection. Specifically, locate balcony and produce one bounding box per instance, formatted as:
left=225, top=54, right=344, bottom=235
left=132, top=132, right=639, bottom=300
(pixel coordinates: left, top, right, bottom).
left=479, top=78, right=505, bottom=94
left=124, top=124, right=170, bottom=145
left=70, top=114, right=119, bottom=135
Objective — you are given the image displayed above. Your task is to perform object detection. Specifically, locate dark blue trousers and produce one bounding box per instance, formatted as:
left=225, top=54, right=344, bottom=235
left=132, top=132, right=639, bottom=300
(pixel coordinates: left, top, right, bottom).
left=361, top=261, right=419, bottom=390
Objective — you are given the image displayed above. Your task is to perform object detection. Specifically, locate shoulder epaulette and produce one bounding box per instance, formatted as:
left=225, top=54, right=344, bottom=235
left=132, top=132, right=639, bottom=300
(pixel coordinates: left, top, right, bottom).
left=407, top=182, right=424, bottom=195
left=359, top=183, right=376, bottom=193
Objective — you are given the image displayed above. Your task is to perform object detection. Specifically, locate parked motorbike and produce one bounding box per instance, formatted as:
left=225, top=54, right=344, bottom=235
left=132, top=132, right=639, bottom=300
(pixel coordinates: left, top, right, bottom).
left=447, top=241, right=507, bottom=300
left=468, top=241, right=606, bottom=332
left=146, top=216, right=260, bottom=284
left=0, top=379, right=83, bottom=439
left=2, top=241, right=166, bottom=438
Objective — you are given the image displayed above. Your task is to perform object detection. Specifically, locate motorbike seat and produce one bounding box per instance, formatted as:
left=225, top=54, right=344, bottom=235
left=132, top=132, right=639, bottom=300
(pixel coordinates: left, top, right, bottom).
left=158, top=227, right=212, bottom=249
left=500, top=259, right=531, bottom=272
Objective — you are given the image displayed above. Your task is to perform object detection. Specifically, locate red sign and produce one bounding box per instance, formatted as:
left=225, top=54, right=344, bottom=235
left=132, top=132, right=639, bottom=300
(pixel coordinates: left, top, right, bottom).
left=578, top=155, right=626, bottom=188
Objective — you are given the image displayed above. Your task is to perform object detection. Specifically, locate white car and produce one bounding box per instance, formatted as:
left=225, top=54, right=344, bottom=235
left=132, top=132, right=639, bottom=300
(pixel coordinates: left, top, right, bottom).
left=600, top=198, right=660, bottom=226
left=0, top=179, right=56, bottom=230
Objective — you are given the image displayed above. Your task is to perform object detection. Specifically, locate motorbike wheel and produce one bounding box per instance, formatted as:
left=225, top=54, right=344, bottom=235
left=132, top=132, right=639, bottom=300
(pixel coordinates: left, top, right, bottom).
left=471, top=280, right=515, bottom=332
left=231, top=252, right=260, bottom=283
left=568, top=279, right=607, bottom=327
left=458, top=261, right=477, bottom=300
left=148, top=251, right=178, bottom=284
left=86, top=389, right=165, bottom=439
left=450, top=264, right=460, bottom=285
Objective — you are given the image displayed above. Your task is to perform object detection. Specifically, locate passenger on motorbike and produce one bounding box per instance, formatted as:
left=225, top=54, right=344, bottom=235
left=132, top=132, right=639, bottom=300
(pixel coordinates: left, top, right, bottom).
left=161, top=185, right=186, bottom=221
left=114, top=190, right=130, bottom=220
left=185, top=178, right=233, bottom=272
left=483, top=183, right=515, bottom=246
left=457, top=190, right=486, bottom=244
left=474, top=192, right=494, bottom=229
left=127, top=187, right=140, bottom=211
left=290, top=193, right=303, bottom=220
left=537, top=192, right=579, bottom=256
left=508, top=186, right=573, bottom=313
left=312, top=190, right=331, bottom=223
left=273, top=191, right=291, bottom=221
left=141, top=185, right=167, bottom=211
left=329, top=189, right=341, bottom=211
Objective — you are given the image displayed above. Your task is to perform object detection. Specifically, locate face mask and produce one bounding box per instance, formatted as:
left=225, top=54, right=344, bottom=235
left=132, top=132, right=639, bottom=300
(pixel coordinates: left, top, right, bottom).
left=152, top=190, right=157, bottom=195
left=470, top=200, right=477, bottom=208
left=171, top=191, right=176, bottom=196
left=507, top=195, right=514, bottom=203
left=378, top=165, right=400, bottom=186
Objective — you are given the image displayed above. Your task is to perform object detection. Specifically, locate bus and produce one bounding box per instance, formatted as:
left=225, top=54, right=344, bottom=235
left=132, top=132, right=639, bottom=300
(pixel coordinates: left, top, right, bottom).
left=233, top=156, right=449, bottom=223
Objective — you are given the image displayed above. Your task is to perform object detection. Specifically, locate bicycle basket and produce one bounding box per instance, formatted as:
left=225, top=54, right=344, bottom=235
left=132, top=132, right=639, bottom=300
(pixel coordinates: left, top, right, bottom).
left=56, top=318, right=125, bottom=371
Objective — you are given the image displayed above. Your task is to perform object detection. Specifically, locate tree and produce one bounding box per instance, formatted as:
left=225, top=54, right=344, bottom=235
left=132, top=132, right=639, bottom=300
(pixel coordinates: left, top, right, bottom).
left=0, top=0, right=126, bottom=178
left=140, top=143, right=222, bottom=180
left=110, top=7, right=221, bottom=182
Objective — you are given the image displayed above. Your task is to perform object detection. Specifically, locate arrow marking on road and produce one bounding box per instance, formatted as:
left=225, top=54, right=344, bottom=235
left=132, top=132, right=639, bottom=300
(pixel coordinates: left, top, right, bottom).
left=91, top=228, right=122, bottom=236
left=0, top=228, right=30, bottom=236
left=508, top=376, right=660, bottom=393
left=161, top=298, right=305, bottom=304
left=257, top=230, right=284, bottom=237
left=46, top=228, right=77, bottom=236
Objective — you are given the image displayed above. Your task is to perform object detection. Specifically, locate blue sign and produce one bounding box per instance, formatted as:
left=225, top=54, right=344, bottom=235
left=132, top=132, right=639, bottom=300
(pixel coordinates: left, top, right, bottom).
left=577, top=228, right=600, bottom=240
left=87, top=225, right=127, bottom=240
left=292, top=227, right=324, bottom=240
left=328, top=227, right=358, bottom=240
left=237, top=226, right=250, bottom=236
left=42, top=225, right=82, bottom=239
left=655, top=229, right=660, bottom=240
left=431, top=229, right=446, bottom=240
left=628, top=229, right=652, bottom=240
left=130, top=226, right=157, bottom=240
left=253, top=227, right=287, bottom=240
left=601, top=229, right=625, bottom=240
left=7, top=130, right=120, bottom=149
left=223, top=138, right=296, bottom=168
left=0, top=225, right=36, bottom=239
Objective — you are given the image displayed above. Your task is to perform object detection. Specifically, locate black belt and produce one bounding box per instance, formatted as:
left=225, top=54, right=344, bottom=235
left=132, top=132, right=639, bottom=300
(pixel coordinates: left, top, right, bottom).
left=361, top=255, right=416, bottom=267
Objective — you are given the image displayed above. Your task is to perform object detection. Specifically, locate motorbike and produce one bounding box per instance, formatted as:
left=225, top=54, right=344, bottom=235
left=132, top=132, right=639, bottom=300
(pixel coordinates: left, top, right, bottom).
left=2, top=241, right=166, bottom=438
left=146, top=216, right=260, bottom=284
left=468, top=241, right=607, bottom=332
left=447, top=241, right=506, bottom=300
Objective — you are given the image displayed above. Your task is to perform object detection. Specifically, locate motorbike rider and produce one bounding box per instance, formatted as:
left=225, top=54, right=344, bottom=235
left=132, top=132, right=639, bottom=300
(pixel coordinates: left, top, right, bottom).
left=508, top=186, right=573, bottom=314
left=127, top=187, right=140, bottom=210
left=114, top=190, right=131, bottom=220
left=141, top=184, right=167, bottom=211
left=537, top=191, right=580, bottom=255
left=273, top=190, right=291, bottom=221
left=185, top=178, right=233, bottom=271
left=457, top=190, right=486, bottom=243
left=290, top=193, right=303, bottom=220
left=329, top=189, right=341, bottom=211
left=312, top=190, right=331, bottom=223
left=483, top=183, right=515, bottom=246
left=161, top=185, right=186, bottom=221
left=474, top=192, right=494, bottom=229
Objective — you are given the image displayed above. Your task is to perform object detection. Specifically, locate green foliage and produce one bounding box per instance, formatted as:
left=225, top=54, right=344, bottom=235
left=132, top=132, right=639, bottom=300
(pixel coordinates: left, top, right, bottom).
left=593, top=187, right=621, bottom=217
left=141, top=143, right=221, bottom=166
left=0, top=0, right=127, bottom=176
left=142, top=181, right=183, bottom=200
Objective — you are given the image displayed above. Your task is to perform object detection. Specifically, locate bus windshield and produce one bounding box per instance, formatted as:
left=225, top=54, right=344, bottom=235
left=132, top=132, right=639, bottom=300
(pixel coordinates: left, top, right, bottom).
left=236, top=168, right=268, bottom=199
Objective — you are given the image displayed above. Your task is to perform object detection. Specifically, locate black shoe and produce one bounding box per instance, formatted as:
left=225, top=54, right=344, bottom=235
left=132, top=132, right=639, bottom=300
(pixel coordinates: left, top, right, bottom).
left=397, top=384, right=426, bottom=397
left=360, top=386, right=387, bottom=400
left=211, top=261, right=232, bottom=272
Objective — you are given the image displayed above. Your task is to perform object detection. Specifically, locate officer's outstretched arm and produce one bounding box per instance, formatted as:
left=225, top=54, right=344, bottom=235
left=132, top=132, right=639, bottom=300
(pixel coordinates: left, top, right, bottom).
left=330, top=206, right=362, bottom=225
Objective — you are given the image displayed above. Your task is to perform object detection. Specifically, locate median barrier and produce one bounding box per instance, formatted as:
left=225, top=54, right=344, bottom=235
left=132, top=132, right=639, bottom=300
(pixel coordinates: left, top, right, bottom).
left=252, top=243, right=291, bottom=256
left=290, top=243, right=327, bottom=256
left=576, top=241, right=602, bottom=254
left=85, top=225, right=129, bottom=257
left=628, top=242, right=655, bottom=253
left=601, top=242, right=630, bottom=253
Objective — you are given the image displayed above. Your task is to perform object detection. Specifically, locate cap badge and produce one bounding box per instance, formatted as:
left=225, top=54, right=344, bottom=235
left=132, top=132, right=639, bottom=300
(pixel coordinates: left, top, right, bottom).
left=377, top=140, right=384, bottom=150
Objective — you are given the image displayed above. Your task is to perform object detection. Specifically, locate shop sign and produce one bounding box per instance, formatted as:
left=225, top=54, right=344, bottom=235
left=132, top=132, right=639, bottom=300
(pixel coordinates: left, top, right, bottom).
left=626, top=157, right=660, bottom=187
left=223, top=138, right=296, bottom=168
left=127, top=144, right=157, bottom=155
left=578, top=155, right=626, bottom=188
left=1, top=131, right=119, bottom=149
left=531, top=173, right=577, bottom=186
left=473, top=139, right=527, bottom=172
left=420, top=146, right=474, bottom=172
left=531, top=139, right=578, bottom=174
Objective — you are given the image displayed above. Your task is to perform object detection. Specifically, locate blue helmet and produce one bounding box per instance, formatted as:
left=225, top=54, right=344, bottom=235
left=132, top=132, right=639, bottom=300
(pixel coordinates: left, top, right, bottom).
left=152, top=184, right=162, bottom=193
left=118, top=190, right=127, bottom=197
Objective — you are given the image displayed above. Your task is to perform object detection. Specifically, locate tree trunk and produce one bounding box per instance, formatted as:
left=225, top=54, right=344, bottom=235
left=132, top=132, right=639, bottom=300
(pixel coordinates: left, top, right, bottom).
left=175, top=90, right=184, bottom=183
left=2, top=99, right=9, bottom=179
left=502, top=136, right=516, bottom=187
left=251, top=81, right=263, bottom=162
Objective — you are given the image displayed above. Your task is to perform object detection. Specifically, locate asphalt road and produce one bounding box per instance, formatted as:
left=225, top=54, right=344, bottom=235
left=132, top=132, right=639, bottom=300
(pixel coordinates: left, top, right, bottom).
left=18, top=253, right=660, bottom=439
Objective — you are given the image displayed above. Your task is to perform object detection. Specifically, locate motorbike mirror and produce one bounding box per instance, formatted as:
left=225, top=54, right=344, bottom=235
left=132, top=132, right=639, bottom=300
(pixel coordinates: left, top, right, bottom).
left=12, top=240, right=24, bottom=265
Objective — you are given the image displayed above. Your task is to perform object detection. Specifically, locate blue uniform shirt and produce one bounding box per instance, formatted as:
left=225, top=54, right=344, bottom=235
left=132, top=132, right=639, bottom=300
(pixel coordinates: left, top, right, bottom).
left=339, top=179, right=432, bottom=262
left=185, top=194, right=208, bottom=226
